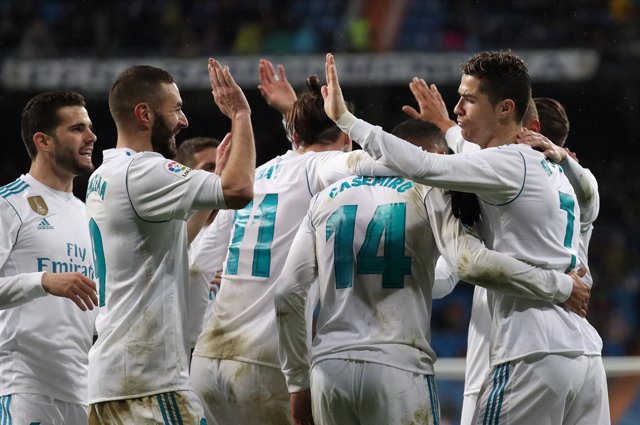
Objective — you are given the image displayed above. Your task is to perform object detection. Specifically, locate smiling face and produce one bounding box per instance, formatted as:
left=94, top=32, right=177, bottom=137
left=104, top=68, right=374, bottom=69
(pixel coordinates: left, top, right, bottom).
left=453, top=75, right=501, bottom=149
left=50, top=105, right=96, bottom=176
left=150, top=82, right=189, bottom=158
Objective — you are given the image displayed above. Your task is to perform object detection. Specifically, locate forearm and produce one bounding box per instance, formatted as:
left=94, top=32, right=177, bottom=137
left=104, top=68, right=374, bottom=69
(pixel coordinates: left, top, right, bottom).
left=559, top=156, right=599, bottom=223
left=0, top=272, right=47, bottom=309
left=221, top=112, right=256, bottom=208
left=455, top=237, right=573, bottom=303
left=432, top=256, right=459, bottom=299
left=275, top=276, right=312, bottom=392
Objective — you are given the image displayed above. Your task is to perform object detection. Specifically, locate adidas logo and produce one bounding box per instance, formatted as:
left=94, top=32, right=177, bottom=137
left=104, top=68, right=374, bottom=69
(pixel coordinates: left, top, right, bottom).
left=37, top=218, right=54, bottom=230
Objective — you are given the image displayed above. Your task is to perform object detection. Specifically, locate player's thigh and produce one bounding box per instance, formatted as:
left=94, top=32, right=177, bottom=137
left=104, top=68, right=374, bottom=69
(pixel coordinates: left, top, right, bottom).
left=563, top=355, right=610, bottom=425
left=460, top=392, right=478, bottom=425
left=89, top=390, right=205, bottom=425
left=191, top=356, right=290, bottom=425
left=358, top=362, right=440, bottom=425
left=310, top=359, right=360, bottom=425
left=474, top=354, right=593, bottom=425
left=311, top=359, right=440, bottom=425
left=1, top=393, right=67, bottom=425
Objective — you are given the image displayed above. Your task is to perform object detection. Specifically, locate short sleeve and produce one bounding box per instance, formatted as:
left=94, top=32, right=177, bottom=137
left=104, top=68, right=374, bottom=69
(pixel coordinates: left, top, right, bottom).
left=126, top=155, right=225, bottom=222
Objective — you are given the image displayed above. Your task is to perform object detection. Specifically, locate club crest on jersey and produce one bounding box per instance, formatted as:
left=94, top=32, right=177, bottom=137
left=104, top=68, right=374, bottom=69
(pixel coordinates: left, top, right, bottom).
left=28, top=195, right=48, bottom=215
left=164, top=161, right=192, bottom=178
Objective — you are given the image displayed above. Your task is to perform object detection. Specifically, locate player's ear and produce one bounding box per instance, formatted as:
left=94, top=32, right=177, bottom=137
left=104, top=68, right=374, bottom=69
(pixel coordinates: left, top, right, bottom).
left=528, top=119, right=541, bottom=133
left=33, top=132, right=52, bottom=154
left=499, top=99, right=516, bottom=120
left=134, top=102, right=153, bottom=128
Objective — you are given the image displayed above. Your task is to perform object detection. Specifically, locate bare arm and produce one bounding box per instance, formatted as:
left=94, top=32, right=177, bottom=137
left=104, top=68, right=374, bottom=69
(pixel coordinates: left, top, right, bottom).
left=186, top=133, right=231, bottom=244
left=209, top=58, right=255, bottom=209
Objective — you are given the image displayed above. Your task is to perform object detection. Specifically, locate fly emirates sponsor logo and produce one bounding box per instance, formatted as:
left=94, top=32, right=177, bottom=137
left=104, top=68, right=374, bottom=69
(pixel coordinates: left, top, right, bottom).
left=37, top=242, right=96, bottom=279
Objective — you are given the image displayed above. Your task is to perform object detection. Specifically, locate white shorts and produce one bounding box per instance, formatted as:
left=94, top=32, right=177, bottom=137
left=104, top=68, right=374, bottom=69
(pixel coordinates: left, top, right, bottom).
left=190, top=356, right=290, bottom=425
left=473, top=353, right=610, bottom=425
left=311, top=359, right=440, bottom=425
left=0, top=393, right=87, bottom=425
left=88, top=390, right=205, bottom=425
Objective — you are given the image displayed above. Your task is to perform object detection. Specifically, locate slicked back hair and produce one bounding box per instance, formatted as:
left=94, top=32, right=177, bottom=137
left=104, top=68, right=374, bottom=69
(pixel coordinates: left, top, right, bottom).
left=534, top=97, right=570, bottom=147
left=21, top=91, right=86, bottom=160
left=286, top=75, right=354, bottom=147
left=462, top=51, right=531, bottom=123
left=175, top=137, right=220, bottom=167
left=109, top=65, right=175, bottom=126
left=391, top=119, right=448, bottom=153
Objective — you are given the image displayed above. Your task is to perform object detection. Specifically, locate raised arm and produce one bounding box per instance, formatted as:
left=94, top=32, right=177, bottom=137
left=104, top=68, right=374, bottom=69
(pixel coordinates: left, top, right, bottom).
left=209, top=58, right=255, bottom=209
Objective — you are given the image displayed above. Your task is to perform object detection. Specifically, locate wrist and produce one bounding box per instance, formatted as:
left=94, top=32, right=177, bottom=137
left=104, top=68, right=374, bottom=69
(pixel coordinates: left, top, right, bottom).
left=233, top=110, right=252, bottom=120
left=336, top=111, right=357, bottom=133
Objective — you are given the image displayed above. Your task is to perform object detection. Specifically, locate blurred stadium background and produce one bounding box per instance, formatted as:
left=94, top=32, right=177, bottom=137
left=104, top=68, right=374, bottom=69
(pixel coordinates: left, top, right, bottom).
left=0, top=1, right=638, bottom=423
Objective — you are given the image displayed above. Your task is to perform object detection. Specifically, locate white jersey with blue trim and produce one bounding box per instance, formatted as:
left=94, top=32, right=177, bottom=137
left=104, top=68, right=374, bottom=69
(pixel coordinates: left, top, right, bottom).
left=192, top=150, right=322, bottom=367
left=191, top=148, right=388, bottom=367
left=352, top=118, right=602, bottom=365
left=0, top=174, right=96, bottom=404
left=85, top=148, right=226, bottom=403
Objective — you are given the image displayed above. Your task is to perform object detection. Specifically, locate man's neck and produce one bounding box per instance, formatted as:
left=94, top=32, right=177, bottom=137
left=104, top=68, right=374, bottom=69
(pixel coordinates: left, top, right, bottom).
left=28, top=160, right=74, bottom=193
left=485, top=123, right=523, bottom=149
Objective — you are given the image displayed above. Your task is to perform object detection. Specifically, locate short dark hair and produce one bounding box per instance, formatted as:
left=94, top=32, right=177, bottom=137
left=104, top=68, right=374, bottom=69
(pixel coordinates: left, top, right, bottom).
left=462, top=51, right=531, bottom=123
left=391, top=119, right=448, bottom=153
left=21, top=91, right=86, bottom=160
left=534, top=97, right=570, bottom=147
left=175, top=137, right=220, bottom=167
left=522, top=97, right=539, bottom=127
left=109, top=65, right=175, bottom=125
left=286, top=75, right=354, bottom=147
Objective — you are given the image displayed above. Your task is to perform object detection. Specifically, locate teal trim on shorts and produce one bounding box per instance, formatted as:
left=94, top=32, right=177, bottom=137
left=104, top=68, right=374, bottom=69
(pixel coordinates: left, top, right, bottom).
left=157, top=394, right=171, bottom=425
left=0, top=395, right=12, bottom=425
left=169, top=393, right=184, bottom=425
left=482, top=363, right=510, bottom=425
left=426, top=375, right=440, bottom=425
left=157, top=392, right=185, bottom=425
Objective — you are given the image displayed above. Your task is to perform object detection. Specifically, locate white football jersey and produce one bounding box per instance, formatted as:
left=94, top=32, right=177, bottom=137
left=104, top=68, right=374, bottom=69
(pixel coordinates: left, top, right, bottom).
left=0, top=174, right=96, bottom=404
left=352, top=118, right=602, bottom=366
left=192, top=149, right=383, bottom=367
left=85, top=148, right=226, bottom=403
left=276, top=171, right=576, bottom=392
left=442, top=127, right=601, bottom=399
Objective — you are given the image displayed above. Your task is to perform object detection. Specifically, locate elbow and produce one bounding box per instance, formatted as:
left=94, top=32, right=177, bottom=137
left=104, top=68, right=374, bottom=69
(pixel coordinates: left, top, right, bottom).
left=222, top=183, right=254, bottom=209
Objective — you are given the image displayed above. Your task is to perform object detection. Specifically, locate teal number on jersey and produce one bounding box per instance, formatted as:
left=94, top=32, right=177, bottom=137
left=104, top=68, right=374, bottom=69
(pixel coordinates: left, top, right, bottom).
left=326, top=205, right=358, bottom=289
left=226, top=194, right=278, bottom=278
left=357, top=203, right=412, bottom=288
left=327, top=203, right=412, bottom=289
left=88, top=218, right=106, bottom=306
left=559, top=191, right=577, bottom=271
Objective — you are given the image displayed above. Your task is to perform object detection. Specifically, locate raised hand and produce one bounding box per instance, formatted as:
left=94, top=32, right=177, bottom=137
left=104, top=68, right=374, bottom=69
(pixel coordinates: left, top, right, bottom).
left=258, top=59, right=297, bottom=115
left=402, top=78, right=455, bottom=132
left=321, top=53, right=348, bottom=123
left=41, top=272, right=98, bottom=311
left=208, top=58, right=251, bottom=119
